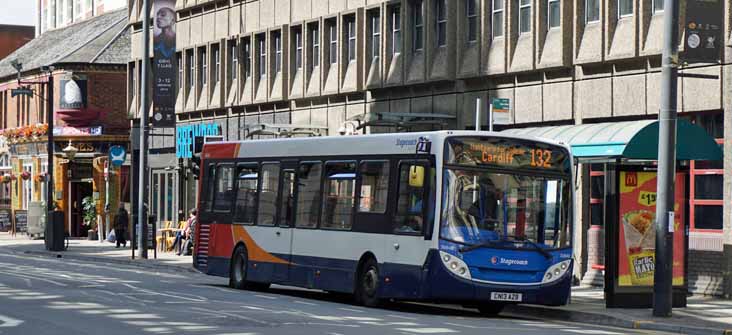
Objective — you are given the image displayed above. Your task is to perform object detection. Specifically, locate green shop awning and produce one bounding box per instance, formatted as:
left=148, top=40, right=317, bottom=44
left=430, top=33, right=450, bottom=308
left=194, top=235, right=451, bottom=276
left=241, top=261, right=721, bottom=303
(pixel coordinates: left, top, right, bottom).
left=500, top=119, right=722, bottom=161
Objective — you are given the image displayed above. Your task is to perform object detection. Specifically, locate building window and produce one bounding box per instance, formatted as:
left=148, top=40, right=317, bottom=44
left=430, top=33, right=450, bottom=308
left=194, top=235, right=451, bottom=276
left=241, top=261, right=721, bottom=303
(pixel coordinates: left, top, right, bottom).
left=199, top=47, right=207, bottom=86
left=129, top=62, right=136, bottom=99
left=243, top=37, right=251, bottom=79
left=187, top=50, right=194, bottom=90
left=466, top=0, right=478, bottom=42
left=519, top=0, right=531, bottom=34
left=653, top=0, right=664, bottom=12
left=548, top=0, right=560, bottom=29
left=328, top=20, right=338, bottom=65
left=273, top=31, right=282, bottom=74
left=229, top=40, right=238, bottom=82
left=293, top=27, right=303, bottom=70
left=257, top=34, right=266, bottom=78
left=492, top=0, right=504, bottom=38
left=391, top=6, right=402, bottom=54
left=177, top=53, right=183, bottom=90
left=213, top=44, right=221, bottom=84
left=435, top=0, right=447, bottom=47
left=370, top=11, right=381, bottom=59
left=346, top=16, right=356, bottom=62
left=309, top=23, right=320, bottom=68
left=618, top=0, right=633, bottom=17
left=586, top=0, right=600, bottom=22
left=412, top=0, right=424, bottom=51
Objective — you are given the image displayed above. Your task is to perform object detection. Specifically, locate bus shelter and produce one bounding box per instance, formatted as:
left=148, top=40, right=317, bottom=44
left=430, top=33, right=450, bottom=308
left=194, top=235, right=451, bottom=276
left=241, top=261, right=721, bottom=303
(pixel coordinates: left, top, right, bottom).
left=502, top=119, right=722, bottom=308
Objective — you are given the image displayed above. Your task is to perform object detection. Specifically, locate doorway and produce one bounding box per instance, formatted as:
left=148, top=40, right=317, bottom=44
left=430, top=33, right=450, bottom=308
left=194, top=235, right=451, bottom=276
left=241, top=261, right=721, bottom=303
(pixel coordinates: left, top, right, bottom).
left=69, top=181, right=93, bottom=237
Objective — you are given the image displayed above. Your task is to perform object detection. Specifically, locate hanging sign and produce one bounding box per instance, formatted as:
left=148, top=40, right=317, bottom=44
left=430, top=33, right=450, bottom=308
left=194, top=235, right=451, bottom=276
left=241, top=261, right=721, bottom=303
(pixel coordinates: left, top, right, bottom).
left=152, top=0, right=177, bottom=127
left=491, top=98, right=511, bottom=125
left=683, top=0, right=723, bottom=63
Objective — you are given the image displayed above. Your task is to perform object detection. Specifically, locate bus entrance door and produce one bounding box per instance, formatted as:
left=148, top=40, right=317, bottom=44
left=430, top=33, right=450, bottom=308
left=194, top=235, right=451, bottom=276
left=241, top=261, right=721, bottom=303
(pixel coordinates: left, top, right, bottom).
left=272, top=169, right=296, bottom=283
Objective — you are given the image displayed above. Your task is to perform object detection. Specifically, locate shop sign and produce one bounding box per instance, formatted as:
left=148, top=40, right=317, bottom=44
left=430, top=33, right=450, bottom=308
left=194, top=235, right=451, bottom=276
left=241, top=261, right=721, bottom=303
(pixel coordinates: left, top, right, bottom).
left=54, top=142, right=127, bottom=155
left=152, top=0, right=177, bottom=127
left=59, top=76, right=88, bottom=110
left=9, top=143, right=46, bottom=156
left=176, top=123, right=221, bottom=158
left=53, top=126, right=103, bottom=136
left=684, top=0, right=723, bottom=63
left=617, top=171, right=686, bottom=287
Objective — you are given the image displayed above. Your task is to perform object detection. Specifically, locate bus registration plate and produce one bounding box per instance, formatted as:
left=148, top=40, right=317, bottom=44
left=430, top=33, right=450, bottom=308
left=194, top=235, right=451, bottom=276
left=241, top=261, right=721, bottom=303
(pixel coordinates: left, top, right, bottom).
left=490, top=292, right=522, bottom=302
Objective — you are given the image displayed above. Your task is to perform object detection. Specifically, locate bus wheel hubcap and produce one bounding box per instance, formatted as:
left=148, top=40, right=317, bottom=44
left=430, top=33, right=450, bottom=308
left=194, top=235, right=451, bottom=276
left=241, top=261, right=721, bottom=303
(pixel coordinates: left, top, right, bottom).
left=364, top=268, right=377, bottom=296
left=235, top=256, right=244, bottom=282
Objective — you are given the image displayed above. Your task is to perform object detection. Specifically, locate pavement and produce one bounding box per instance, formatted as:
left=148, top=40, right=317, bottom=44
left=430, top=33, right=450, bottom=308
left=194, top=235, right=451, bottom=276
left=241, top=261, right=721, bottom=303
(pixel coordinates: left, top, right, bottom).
left=1, top=232, right=731, bottom=335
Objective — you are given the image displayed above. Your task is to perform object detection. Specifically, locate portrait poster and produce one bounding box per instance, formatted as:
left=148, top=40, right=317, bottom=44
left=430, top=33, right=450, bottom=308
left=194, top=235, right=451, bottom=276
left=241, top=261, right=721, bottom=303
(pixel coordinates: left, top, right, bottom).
left=152, top=0, right=177, bottom=127
left=617, top=171, right=685, bottom=287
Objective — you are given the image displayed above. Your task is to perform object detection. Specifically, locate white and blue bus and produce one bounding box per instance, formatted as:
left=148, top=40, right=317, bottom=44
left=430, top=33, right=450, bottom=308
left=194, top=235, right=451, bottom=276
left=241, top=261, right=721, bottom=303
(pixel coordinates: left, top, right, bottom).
left=194, top=130, right=574, bottom=313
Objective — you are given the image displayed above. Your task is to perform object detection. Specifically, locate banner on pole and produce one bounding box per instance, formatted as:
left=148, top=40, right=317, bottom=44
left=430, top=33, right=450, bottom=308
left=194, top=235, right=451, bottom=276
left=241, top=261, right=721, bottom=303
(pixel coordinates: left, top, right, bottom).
left=152, top=0, right=177, bottom=127
left=683, top=0, right=723, bottom=63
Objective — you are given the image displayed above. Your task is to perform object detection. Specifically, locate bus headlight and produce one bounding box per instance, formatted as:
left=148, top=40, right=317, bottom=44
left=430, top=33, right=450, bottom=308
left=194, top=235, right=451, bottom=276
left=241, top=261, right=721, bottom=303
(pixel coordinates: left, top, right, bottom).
left=439, top=251, right=471, bottom=280
left=542, top=260, right=572, bottom=284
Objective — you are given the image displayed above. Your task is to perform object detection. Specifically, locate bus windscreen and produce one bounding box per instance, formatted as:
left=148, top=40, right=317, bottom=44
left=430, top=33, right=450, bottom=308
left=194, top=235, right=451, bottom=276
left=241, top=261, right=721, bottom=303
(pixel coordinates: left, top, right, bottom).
left=446, top=137, right=571, bottom=173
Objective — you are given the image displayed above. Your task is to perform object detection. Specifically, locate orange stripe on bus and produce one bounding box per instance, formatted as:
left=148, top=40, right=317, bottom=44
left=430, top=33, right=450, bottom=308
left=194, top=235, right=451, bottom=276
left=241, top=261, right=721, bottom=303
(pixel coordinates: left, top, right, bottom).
left=231, top=225, right=290, bottom=264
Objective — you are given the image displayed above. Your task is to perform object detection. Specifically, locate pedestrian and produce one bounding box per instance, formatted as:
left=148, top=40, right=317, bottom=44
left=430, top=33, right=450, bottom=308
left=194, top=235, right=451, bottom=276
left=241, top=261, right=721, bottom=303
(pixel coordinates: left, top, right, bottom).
left=114, top=205, right=128, bottom=248
left=178, top=208, right=197, bottom=256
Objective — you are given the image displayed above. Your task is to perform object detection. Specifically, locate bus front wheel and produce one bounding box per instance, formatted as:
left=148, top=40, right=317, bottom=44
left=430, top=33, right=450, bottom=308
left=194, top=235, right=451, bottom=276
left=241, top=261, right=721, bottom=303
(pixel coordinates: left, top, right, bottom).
left=355, top=258, right=381, bottom=307
left=229, top=246, right=249, bottom=289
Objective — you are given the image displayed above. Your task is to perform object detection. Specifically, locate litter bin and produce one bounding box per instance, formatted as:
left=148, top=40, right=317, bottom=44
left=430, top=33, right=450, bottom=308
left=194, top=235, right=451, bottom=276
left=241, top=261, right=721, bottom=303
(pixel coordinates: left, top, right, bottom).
left=44, top=211, right=65, bottom=251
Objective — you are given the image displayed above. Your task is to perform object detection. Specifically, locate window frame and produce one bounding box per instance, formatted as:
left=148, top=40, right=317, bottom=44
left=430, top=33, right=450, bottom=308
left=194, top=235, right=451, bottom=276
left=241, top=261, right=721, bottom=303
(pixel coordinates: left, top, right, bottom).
left=177, top=52, right=183, bottom=91
left=233, top=162, right=260, bottom=225
left=257, top=162, right=282, bottom=227
left=293, top=27, right=303, bottom=70
left=229, top=40, right=238, bottom=82
left=585, top=0, right=600, bottom=23
left=466, top=0, right=478, bottom=43
left=328, top=19, right=338, bottom=65
left=492, top=0, right=504, bottom=39
left=519, top=0, right=532, bottom=34
left=392, top=160, right=431, bottom=236
left=689, top=139, right=723, bottom=232
left=412, top=0, right=424, bottom=52
left=212, top=164, right=235, bottom=213
left=370, top=11, right=381, bottom=59
left=273, top=31, right=282, bottom=74
left=295, top=160, right=324, bottom=229
left=435, top=0, right=447, bottom=47
left=391, top=5, right=402, bottom=55
left=310, top=23, right=320, bottom=68
left=547, top=0, right=561, bottom=29
left=186, top=50, right=194, bottom=91
left=356, top=160, right=390, bottom=214
left=199, top=47, right=208, bottom=87
left=320, top=160, right=358, bottom=231
left=652, top=0, right=664, bottom=13
left=257, top=34, right=267, bottom=79
left=618, top=0, right=633, bottom=18
left=213, top=44, right=221, bottom=84
left=346, top=16, right=357, bottom=62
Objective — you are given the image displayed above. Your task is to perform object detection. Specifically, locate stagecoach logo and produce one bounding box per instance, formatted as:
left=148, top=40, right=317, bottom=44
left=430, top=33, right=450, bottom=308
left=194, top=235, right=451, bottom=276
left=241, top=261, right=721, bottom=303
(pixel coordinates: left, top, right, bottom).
left=396, top=139, right=418, bottom=148
left=491, top=256, right=529, bottom=266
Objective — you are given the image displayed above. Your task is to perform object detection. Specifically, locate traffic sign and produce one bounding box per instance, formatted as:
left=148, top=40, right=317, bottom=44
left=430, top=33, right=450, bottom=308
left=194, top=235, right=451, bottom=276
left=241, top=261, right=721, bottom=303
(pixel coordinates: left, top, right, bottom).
left=491, top=98, right=511, bottom=125
left=109, top=146, right=126, bottom=167
left=10, top=87, right=33, bottom=98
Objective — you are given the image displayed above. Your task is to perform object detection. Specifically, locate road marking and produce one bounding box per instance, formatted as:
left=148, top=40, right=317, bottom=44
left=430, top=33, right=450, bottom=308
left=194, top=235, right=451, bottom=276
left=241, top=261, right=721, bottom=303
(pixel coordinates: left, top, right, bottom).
left=125, top=321, right=159, bottom=326
left=388, top=314, right=419, bottom=320
left=338, top=307, right=365, bottom=313
left=360, top=321, right=421, bottom=326
left=562, top=330, right=622, bottom=335
left=0, top=315, right=23, bottom=328
left=343, top=317, right=382, bottom=321
left=108, top=314, right=163, bottom=319
left=142, top=327, right=174, bottom=333
left=395, top=328, right=458, bottom=334
left=293, top=300, right=318, bottom=306
left=47, top=302, right=106, bottom=309
left=444, top=322, right=526, bottom=330
left=254, top=294, right=277, bottom=300
left=177, top=325, right=218, bottom=331
left=10, top=295, right=62, bottom=300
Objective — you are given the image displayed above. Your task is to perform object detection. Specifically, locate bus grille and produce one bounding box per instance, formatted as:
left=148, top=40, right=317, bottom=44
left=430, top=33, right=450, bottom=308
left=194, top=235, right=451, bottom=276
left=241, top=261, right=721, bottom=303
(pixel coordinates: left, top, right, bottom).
left=195, top=223, right=211, bottom=271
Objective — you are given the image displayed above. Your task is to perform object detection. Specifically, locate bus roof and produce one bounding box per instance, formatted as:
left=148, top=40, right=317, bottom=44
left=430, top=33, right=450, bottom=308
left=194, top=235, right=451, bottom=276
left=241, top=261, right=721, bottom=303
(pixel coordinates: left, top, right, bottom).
left=201, top=130, right=571, bottom=160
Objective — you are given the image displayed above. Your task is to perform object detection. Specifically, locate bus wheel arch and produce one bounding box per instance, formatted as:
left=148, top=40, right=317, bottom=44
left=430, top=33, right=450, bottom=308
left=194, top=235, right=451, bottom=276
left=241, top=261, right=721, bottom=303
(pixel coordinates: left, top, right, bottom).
left=354, top=252, right=381, bottom=307
left=229, top=243, right=249, bottom=289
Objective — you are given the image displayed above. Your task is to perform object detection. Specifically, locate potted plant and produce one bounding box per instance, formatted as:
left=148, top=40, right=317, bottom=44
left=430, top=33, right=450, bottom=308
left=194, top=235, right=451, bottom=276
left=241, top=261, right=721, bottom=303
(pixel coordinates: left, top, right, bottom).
left=82, top=196, right=97, bottom=240
left=20, top=171, right=31, bottom=180
left=1, top=174, right=11, bottom=184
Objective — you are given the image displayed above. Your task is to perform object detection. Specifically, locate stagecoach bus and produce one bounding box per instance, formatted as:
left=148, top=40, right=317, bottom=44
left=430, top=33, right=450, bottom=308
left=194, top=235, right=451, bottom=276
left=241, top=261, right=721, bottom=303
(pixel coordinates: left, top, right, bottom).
left=194, top=131, right=575, bottom=313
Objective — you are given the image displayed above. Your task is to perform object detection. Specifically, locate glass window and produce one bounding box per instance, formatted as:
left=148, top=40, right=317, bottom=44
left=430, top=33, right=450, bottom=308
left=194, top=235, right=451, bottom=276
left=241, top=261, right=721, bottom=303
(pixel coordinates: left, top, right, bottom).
left=694, top=205, right=722, bottom=230
left=346, top=17, right=356, bottom=62
left=279, top=171, right=295, bottom=227
left=200, top=47, right=207, bottom=86
left=235, top=164, right=258, bottom=224
left=177, top=53, right=183, bottom=90
left=586, top=0, right=600, bottom=22
left=274, top=31, right=282, bottom=74
left=257, top=163, right=280, bottom=226
left=590, top=203, right=603, bottom=226
left=187, top=50, right=194, bottom=90
left=322, top=161, right=356, bottom=230
left=436, top=0, right=447, bottom=47
left=413, top=0, right=424, bottom=51
left=492, top=0, right=504, bottom=38
left=466, top=0, right=478, bottom=42
left=243, top=37, right=251, bottom=79
left=519, top=0, right=531, bottom=34
left=391, top=6, right=402, bottom=54
left=591, top=175, right=604, bottom=199
left=257, top=34, right=266, bottom=78
left=358, top=161, right=390, bottom=213
left=371, top=12, right=381, bottom=59
left=230, top=40, right=238, bottom=81
left=329, top=20, right=338, bottom=65
left=213, top=44, right=220, bottom=84
left=694, top=175, right=723, bottom=200
left=548, top=0, right=560, bottom=29
left=294, top=27, right=303, bottom=70
left=213, top=165, right=234, bottom=212
left=310, top=24, right=320, bottom=68
left=296, top=162, right=322, bottom=228
left=618, top=0, right=633, bottom=17
left=204, top=164, right=216, bottom=212
left=394, top=162, right=428, bottom=234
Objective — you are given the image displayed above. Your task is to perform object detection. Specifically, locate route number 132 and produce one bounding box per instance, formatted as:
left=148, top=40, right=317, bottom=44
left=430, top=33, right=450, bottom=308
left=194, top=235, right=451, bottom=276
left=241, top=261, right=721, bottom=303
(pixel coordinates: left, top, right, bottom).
left=530, top=149, right=552, bottom=168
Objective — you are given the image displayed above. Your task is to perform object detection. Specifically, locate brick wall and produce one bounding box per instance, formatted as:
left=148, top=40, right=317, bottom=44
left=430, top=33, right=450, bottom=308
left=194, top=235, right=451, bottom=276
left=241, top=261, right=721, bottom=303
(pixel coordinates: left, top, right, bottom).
left=688, top=250, right=725, bottom=296
left=0, top=25, right=34, bottom=60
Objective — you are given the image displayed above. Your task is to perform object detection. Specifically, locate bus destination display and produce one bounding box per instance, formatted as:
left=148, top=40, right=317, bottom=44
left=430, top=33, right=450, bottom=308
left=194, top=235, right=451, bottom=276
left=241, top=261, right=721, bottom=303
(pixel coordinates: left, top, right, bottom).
left=447, top=137, right=570, bottom=173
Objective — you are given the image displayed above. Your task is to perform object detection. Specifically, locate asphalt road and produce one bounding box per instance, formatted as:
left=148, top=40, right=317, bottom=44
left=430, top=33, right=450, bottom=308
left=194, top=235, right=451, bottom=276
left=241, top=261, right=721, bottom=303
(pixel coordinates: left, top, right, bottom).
left=0, top=253, right=675, bottom=335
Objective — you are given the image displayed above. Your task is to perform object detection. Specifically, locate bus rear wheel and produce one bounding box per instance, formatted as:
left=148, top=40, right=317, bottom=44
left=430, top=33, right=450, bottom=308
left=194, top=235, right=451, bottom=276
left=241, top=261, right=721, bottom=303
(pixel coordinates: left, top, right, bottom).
left=229, top=246, right=248, bottom=289
left=355, top=258, right=381, bottom=307
left=477, top=303, right=505, bottom=316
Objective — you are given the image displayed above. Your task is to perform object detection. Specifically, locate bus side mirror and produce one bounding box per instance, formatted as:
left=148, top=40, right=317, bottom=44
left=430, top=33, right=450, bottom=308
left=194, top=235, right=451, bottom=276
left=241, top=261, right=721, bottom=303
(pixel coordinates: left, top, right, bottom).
left=409, top=166, right=425, bottom=188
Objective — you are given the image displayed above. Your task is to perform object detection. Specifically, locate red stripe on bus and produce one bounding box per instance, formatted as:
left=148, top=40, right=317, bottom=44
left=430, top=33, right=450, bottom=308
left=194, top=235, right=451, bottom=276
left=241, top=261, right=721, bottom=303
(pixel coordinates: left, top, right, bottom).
left=204, top=143, right=239, bottom=159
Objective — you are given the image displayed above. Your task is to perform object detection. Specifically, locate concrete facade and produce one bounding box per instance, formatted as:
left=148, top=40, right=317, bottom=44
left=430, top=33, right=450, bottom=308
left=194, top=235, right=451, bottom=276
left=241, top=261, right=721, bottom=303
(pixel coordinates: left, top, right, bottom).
left=127, top=0, right=732, bottom=296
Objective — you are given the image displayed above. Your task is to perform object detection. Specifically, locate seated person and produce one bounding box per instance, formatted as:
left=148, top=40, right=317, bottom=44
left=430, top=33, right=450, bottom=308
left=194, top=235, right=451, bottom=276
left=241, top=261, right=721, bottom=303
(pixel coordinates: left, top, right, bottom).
left=396, top=216, right=423, bottom=233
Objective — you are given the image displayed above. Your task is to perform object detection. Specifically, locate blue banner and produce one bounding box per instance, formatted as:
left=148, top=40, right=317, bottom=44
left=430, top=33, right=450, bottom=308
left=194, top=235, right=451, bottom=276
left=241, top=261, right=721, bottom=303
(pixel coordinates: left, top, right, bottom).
left=176, top=123, right=221, bottom=158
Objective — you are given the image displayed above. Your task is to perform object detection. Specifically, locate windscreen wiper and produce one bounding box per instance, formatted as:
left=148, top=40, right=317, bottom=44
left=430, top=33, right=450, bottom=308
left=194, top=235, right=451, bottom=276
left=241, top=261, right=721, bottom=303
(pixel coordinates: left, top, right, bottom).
left=506, top=236, right=552, bottom=259
left=458, top=240, right=501, bottom=253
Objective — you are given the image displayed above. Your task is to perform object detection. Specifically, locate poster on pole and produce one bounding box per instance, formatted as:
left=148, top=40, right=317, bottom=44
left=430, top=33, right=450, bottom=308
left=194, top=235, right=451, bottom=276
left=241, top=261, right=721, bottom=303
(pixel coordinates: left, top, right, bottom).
left=617, top=171, right=686, bottom=287
left=683, top=0, right=723, bottom=63
left=491, top=98, right=511, bottom=125
left=152, top=0, right=177, bottom=127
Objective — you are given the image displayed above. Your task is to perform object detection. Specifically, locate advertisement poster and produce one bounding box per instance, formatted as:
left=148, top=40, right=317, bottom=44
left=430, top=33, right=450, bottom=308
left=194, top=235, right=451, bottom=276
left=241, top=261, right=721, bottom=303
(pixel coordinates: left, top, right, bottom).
left=684, top=0, right=723, bottom=63
left=152, top=0, right=177, bottom=127
left=618, top=171, right=685, bottom=287
left=59, top=77, right=88, bottom=110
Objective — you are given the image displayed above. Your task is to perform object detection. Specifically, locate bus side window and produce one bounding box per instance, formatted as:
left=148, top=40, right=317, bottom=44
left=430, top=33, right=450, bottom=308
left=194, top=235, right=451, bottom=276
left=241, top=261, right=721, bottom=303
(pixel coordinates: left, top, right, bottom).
left=257, top=163, right=280, bottom=226
left=213, top=165, right=235, bottom=212
left=295, top=161, right=322, bottom=228
left=321, top=161, right=356, bottom=230
left=279, top=170, right=296, bottom=227
left=204, top=164, right=217, bottom=213
left=234, top=164, right=258, bottom=225
left=393, top=161, right=428, bottom=234
left=357, top=160, right=389, bottom=213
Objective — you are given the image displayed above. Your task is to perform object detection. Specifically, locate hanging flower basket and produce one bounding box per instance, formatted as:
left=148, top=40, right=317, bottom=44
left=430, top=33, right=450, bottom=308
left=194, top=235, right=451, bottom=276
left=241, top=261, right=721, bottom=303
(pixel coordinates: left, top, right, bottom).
left=1, top=175, right=11, bottom=184
left=9, top=174, right=17, bottom=181
left=20, top=171, right=31, bottom=180
left=35, top=173, right=46, bottom=183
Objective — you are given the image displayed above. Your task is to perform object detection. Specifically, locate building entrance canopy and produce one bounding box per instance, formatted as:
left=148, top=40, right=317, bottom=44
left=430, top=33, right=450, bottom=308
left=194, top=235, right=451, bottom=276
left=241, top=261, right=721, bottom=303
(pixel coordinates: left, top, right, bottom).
left=501, top=119, right=722, bottom=161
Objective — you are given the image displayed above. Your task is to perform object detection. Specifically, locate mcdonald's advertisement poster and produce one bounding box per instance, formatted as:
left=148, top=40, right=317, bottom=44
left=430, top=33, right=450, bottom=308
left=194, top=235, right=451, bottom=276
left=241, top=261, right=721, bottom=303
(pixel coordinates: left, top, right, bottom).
left=618, top=171, right=685, bottom=287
